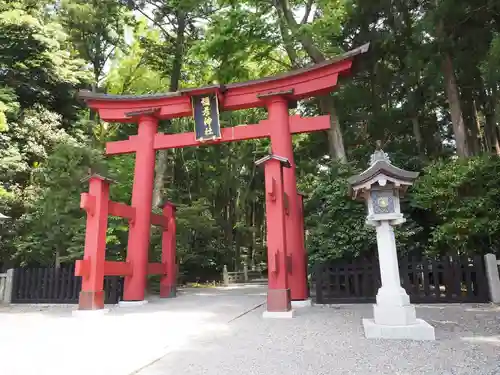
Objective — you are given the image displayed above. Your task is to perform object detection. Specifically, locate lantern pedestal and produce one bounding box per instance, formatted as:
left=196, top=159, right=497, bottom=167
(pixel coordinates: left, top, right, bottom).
left=363, top=220, right=435, bottom=341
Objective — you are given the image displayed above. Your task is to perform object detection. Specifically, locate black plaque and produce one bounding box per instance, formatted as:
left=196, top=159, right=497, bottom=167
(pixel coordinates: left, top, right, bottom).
left=192, top=94, right=221, bottom=142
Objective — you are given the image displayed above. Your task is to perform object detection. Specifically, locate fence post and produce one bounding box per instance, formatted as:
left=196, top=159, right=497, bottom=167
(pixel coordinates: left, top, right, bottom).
left=223, top=265, right=229, bottom=286
left=314, top=263, right=323, bottom=304
left=5, top=269, right=13, bottom=304
left=243, top=263, right=248, bottom=282
left=0, top=269, right=14, bottom=304
left=484, top=253, right=500, bottom=303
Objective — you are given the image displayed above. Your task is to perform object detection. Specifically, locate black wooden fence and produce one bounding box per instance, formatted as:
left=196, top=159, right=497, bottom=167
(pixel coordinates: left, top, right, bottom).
left=11, top=265, right=123, bottom=304
left=312, top=255, right=489, bottom=304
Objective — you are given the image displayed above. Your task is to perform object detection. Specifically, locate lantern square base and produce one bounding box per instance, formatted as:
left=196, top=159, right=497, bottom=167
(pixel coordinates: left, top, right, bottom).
left=78, top=290, right=105, bottom=310
left=373, top=304, right=417, bottom=326
left=362, top=318, right=435, bottom=341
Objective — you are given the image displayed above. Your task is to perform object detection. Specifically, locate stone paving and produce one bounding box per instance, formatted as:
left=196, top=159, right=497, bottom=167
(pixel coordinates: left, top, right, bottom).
left=0, top=285, right=499, bottom=375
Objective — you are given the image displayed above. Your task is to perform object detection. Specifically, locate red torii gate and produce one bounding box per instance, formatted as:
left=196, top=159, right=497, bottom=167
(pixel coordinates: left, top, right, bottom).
left=76, top=43, right=369, bottom=315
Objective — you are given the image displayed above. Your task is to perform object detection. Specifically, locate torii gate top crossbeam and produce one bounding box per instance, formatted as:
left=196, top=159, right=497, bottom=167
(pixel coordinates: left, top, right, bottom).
left=79, top=43, right=370, bottom=123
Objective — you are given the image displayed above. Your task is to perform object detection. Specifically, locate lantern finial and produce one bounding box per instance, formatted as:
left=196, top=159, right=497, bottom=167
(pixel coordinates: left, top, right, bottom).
left=369, top=142, right=391, bottom=166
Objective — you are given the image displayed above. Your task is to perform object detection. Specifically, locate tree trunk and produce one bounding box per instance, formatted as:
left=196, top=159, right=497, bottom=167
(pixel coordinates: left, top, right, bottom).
left=442, top=53, right=469, bottom=157
left=411, top=116, right=423, bottom=154
left=55, top=248, right=61, bottom=269
left=275, top=0, right=347, bottom=162
left=319, top=96, right=347, bottom=163
left=276, top=3, right=300, bottom=68
left=484, top=110, right=500, bottom=155
left=460, top=85, right=481, bottom=155
left=152, top=11, right=186, bottom=208
left=250, top=200, right=256, bottom=270
left=276, top=0, right=325, bottom=63
left=478, top=84, right=500, bottom=155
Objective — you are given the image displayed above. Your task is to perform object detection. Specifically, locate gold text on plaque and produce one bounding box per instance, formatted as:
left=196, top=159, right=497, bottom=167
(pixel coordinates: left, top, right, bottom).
left=201, top=97, right=213, bottom=136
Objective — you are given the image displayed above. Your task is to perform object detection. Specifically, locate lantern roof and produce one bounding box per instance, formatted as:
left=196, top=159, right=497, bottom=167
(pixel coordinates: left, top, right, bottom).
left=348, top=149, right=419, bottom=187
left=347, top=148, right=419, bottom=201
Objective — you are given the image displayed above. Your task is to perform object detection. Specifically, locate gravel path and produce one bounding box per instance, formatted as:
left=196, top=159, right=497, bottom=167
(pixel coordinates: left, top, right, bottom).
left=0, top=286, right=499, bottom=375
left=0, top=286, right=266, bottom=375
left=138, top=289, right=500, bottom=375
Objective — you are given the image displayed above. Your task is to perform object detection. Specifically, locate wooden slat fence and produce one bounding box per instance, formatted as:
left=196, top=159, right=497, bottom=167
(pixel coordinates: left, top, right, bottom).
left=312, top=259, right=380, bottom=304
left=11, top=265, right=123, bottom=304
left=312, top=255, right=489, bottom=304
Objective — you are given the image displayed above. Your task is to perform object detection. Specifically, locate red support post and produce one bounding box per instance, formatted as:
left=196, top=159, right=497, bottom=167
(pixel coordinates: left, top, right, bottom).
left=160, top=202, right=177, bottom=298
left=123, top=115, right=158, bottom=301
left=77, top=175, right=111, bottom=310
left=266, top=97, right=308, bottom=301
left=257, top=155, right=291, bottom=313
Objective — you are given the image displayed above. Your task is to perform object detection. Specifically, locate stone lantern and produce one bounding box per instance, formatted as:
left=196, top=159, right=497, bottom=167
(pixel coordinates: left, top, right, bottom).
left=347, top=147, right=435, bottom=341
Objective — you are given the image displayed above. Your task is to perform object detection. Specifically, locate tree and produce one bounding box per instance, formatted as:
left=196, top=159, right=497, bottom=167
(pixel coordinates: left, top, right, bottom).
left=58, top=0, right=133, bottom=91
left=0, top=2, right=90, bottom=123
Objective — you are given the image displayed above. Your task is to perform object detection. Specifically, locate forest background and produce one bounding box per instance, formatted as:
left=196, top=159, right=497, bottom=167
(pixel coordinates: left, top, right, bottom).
left=1, top=0, right=500, bottom=282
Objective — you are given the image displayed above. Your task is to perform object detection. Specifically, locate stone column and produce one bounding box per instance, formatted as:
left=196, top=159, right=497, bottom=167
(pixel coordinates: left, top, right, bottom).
left=243, top=263, right=249, bottom=283
left=374, top=221, right=410, bottom=308
left=3, top=269, right=13, bottom=304
left=484, top=253, right=500, bottom=303
left=223, top=265, right=229, bottom=286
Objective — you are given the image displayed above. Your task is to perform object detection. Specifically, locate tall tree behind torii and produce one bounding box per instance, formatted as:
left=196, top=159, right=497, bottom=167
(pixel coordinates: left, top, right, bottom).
left=274, top=0, right=348, bottom=163
left=123, top=0, right=214, bottom=208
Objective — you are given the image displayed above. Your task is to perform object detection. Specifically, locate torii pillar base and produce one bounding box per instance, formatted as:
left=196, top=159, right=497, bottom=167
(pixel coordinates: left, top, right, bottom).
left=263, top=310, right=296, bottom=319
left=78, top=290, right=105, bottom=311
left=263, top=289, right=295, bottom=319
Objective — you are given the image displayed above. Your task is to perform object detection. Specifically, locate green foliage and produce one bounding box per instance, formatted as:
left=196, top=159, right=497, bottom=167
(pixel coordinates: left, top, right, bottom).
left=105, top=20, right=169, bottom=95
left=58, top=0, right=133, bottom=85
left=1, top=0, right=500, bottom=282
left=304, top=163, right=376, bottom=263
left=13, top=141, right=105, bottom=266
left=411, top=155, right=500, bottom=255
left=0, top=3, right=90, bottom=119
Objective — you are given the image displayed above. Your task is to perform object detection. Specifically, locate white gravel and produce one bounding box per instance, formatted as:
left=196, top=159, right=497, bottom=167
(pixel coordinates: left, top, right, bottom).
left=138, top=288, right=500, bottom=375
left=0, top=285, right=499, bottom=375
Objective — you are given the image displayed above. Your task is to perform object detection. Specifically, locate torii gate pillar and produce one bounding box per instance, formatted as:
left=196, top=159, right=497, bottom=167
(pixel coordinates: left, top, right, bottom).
left=265, top=96, right=308, bottom=301
left=124, top=114, right=158, bottom=302
left=256, top=154, right=293, bottom=317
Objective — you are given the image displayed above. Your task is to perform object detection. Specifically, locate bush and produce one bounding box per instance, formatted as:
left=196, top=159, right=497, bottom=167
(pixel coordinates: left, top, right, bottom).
left=304, top=163, right=376, bottom=263
left=411, top=155, right=500, bottom=256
